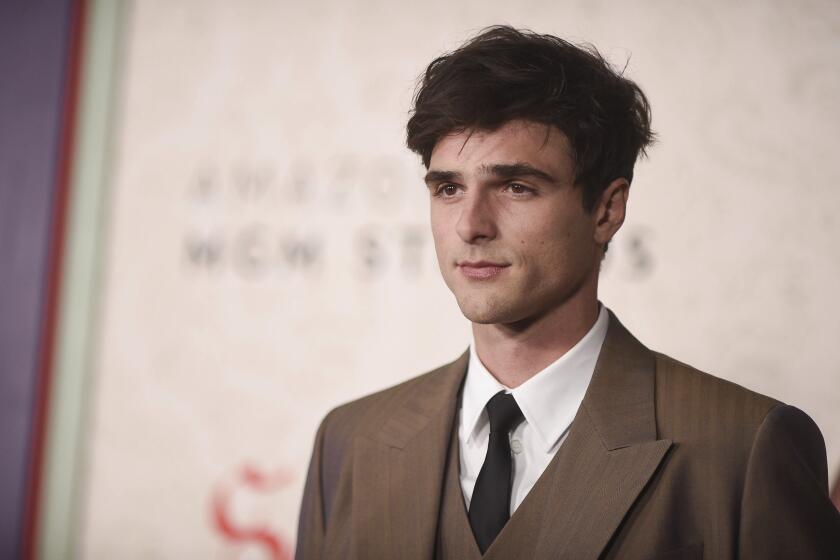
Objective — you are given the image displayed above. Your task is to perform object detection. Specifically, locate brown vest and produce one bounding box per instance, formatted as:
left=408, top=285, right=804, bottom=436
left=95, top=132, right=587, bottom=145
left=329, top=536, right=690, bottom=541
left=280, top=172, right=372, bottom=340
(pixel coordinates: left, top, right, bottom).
left=435, top=419, right=481, bottom=559
left=436, top=415, right=557, bottom=559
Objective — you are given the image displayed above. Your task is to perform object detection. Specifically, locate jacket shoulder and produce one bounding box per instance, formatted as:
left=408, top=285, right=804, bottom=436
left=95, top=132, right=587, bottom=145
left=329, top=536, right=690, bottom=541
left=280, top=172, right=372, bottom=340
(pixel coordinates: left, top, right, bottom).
left=650, top=352, right=790, bottom=521
left=300, top=354, right=466, bottom=537
left=653, top=352, right=782, bottom=439
left=317, top=354, right=465, bottom=450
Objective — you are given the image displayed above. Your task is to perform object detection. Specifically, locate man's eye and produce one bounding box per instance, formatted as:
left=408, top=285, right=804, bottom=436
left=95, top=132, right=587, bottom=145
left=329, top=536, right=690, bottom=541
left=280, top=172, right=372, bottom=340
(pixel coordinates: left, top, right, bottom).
left=507, top=183, right=533, bottom=195
left=437, top=184, right=460, bottom=197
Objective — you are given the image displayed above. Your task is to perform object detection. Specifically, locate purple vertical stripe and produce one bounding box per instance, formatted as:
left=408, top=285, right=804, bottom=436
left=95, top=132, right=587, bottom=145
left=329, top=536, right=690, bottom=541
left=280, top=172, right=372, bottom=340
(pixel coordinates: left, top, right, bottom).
left=0, top=0, right=75, bottom=556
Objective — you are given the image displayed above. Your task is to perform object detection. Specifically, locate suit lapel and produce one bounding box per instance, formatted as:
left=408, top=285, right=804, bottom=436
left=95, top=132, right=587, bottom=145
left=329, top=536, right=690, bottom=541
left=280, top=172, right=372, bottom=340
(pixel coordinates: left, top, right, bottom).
left=351, top=352, right=468, bottom=559
left=528, top=313, right=673, bottom=559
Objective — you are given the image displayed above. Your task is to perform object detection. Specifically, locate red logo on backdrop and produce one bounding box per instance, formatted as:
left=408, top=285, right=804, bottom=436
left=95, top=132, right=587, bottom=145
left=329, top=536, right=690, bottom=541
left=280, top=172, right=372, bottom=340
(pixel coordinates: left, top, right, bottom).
left=212, top=464, right=295, bottom=560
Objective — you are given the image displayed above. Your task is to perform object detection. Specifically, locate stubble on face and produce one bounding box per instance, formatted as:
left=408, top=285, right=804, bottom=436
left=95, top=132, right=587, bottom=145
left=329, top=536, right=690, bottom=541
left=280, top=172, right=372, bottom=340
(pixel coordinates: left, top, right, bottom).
left=427, top=120, right=601, bottom=330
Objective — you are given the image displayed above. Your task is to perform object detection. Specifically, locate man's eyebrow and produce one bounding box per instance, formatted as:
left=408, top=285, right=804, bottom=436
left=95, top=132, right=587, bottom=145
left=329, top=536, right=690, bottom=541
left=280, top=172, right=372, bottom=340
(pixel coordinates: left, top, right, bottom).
left=481, top=163, right=557, bottom=183
left=423, top=169, right=462, bottom=184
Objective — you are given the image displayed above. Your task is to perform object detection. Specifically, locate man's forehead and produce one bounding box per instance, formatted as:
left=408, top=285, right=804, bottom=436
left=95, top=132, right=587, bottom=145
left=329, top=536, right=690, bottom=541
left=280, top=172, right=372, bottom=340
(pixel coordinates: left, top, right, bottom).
left=428, top=121, right=572, bottom=176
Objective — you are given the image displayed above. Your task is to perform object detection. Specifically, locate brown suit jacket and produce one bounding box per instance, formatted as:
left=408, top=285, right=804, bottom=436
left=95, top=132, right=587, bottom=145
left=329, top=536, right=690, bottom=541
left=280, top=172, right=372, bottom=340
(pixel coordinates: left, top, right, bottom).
left=296, top=314, right=840, bottom=559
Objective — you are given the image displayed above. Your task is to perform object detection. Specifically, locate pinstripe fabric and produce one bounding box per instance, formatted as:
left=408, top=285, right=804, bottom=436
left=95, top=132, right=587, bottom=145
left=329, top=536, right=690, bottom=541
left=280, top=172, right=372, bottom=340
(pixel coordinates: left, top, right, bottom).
left=297, top=313, right=840, bottom=559
left=435, top=415, right=481, bottom=559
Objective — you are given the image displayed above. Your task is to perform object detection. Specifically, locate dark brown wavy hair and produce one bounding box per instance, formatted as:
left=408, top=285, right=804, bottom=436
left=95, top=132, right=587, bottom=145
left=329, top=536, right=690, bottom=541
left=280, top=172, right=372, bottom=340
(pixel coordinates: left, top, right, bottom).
left=406, top=25, right=655, bottom=211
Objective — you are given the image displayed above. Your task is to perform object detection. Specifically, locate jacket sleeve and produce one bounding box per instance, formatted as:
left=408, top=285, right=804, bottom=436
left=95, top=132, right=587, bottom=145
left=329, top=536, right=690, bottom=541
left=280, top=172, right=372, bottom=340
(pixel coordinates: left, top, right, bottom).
left=295, top=414, right=330, bottom=560
left=739, top=404, right=840, bottom=559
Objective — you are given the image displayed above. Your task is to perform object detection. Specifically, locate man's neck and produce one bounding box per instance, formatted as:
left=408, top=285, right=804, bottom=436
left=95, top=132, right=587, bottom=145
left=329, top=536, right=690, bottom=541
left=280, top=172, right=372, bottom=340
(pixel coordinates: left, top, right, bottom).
left=471, top=294, right=600, bottom=389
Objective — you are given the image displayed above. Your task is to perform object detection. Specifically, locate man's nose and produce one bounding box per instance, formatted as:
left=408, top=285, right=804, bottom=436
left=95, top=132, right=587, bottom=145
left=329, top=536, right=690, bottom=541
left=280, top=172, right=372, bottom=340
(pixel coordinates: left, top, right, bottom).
left=456, top=191, right=497, bottom=244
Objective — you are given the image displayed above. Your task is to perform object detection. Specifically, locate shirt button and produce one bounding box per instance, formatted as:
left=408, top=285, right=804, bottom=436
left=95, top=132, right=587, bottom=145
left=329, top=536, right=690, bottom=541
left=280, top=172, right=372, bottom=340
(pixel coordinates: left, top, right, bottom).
left=510, top=439, right=523, bottom=454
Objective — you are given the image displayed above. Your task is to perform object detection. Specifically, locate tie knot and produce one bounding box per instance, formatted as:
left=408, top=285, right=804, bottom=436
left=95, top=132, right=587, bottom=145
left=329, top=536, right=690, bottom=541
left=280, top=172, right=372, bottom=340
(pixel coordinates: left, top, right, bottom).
left=486, top=391, right=524, bottom=434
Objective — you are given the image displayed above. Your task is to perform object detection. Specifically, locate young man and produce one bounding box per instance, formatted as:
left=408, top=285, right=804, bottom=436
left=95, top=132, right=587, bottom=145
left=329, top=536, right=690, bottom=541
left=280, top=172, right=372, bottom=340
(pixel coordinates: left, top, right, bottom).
left=296, top=26, right=840, bottom=559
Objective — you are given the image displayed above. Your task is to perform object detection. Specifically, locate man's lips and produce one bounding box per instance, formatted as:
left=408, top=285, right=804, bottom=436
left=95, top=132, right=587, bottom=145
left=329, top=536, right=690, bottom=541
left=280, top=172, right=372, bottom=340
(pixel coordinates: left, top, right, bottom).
left=457, top=261, right=510, bottom=280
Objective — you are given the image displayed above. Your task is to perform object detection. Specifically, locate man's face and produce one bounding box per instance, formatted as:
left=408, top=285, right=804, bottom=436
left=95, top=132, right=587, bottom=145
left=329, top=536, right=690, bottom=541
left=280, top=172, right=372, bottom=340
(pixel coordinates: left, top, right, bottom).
left=426, top=119, right=606, bottom=326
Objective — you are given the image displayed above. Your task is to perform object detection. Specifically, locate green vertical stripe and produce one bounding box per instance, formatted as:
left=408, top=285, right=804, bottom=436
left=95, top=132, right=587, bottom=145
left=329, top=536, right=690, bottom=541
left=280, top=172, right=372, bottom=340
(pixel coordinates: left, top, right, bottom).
left=38, top=1, right=127, bottom=558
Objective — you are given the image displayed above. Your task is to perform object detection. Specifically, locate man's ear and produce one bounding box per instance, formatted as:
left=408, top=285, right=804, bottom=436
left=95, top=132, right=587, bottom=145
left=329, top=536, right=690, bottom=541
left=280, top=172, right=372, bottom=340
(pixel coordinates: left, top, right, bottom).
left=593, top=177, right=629, bottom=246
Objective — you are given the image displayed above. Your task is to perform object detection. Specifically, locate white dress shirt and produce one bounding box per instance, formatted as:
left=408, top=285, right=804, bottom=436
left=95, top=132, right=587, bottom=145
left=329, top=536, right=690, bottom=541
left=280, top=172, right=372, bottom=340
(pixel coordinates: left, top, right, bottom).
left=459, top=304, right=610, bottom=513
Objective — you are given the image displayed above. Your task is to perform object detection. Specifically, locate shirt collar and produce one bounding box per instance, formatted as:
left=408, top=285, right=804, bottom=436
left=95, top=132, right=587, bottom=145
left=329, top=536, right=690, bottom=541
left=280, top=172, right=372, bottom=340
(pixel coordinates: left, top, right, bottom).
left=462, top=304, right=610, bottom=453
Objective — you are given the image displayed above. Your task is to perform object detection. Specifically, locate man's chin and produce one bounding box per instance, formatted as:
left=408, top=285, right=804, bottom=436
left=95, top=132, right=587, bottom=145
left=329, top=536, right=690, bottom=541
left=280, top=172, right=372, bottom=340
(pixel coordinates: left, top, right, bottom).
left=462, top=314, right=499, bottom=325
left=456, top=299, right=520, bottom=325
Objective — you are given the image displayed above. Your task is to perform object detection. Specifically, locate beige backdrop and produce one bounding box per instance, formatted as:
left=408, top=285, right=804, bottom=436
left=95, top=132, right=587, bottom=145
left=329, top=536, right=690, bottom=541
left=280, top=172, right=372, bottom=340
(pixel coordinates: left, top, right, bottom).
left=81, top=0, right=840, bottom=557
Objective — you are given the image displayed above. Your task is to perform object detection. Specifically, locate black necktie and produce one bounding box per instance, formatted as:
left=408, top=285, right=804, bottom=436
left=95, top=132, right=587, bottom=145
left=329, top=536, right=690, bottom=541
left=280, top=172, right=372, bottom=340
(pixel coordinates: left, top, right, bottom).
left=468, top=391, right=525, bottom=553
